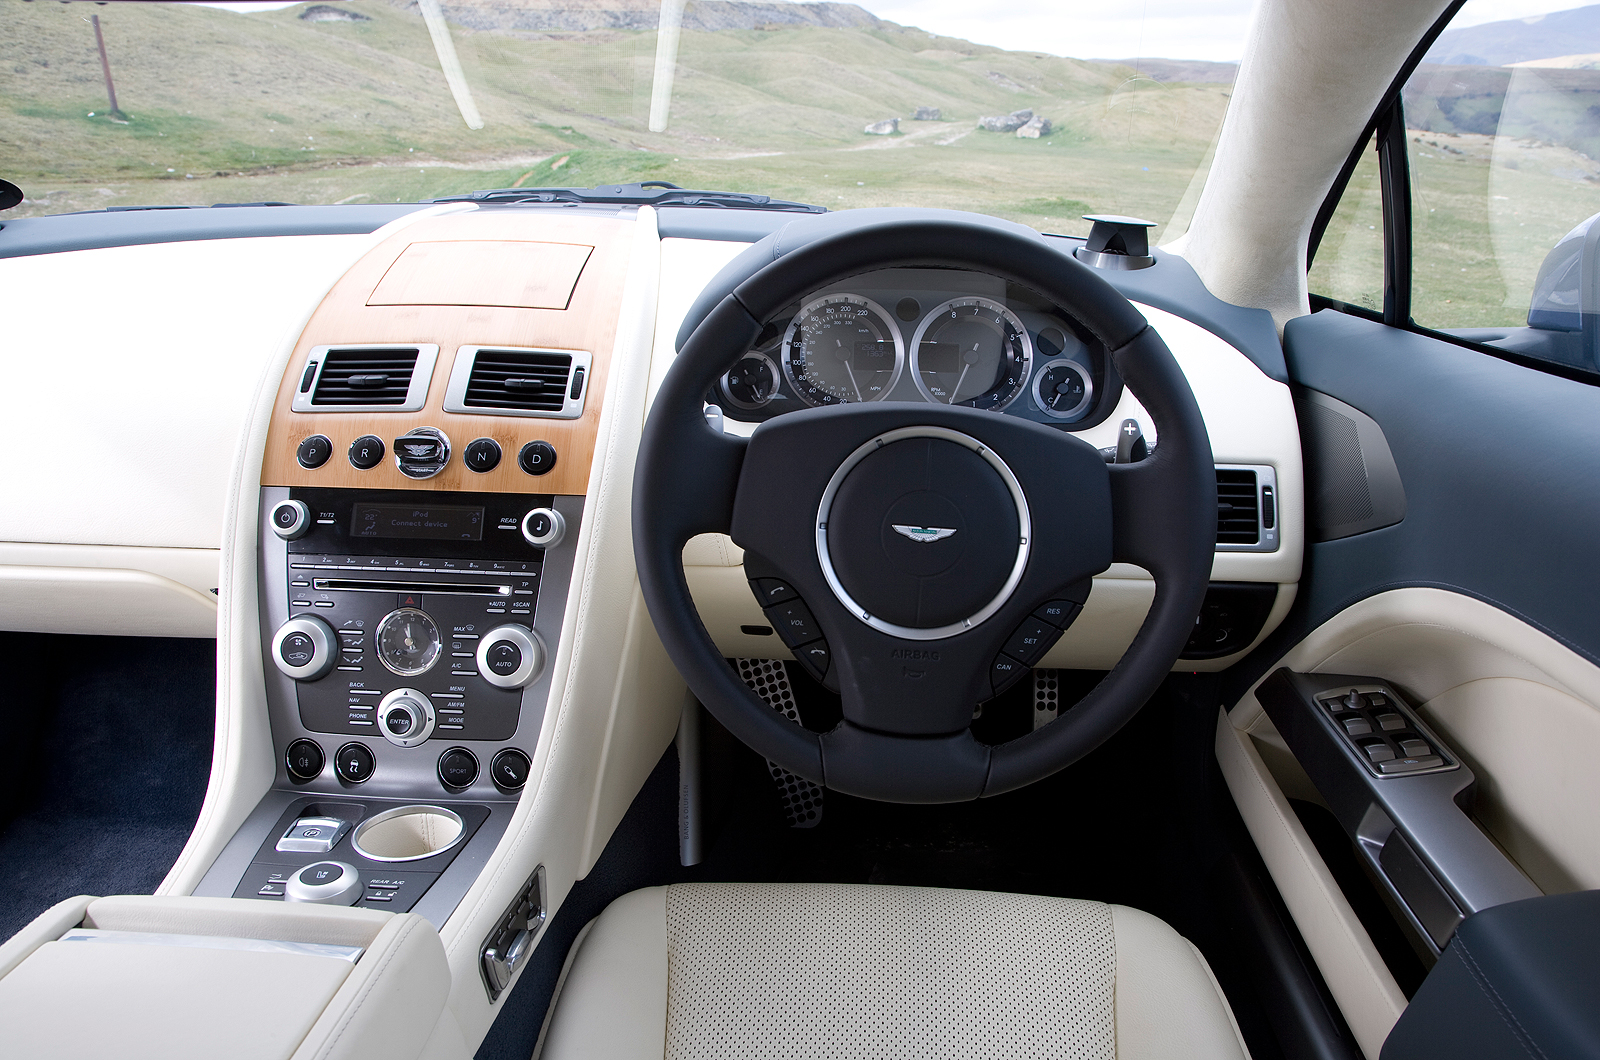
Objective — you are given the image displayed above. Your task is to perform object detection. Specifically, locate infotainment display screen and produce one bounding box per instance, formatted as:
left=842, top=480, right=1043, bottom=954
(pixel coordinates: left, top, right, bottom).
left=352, top=503, right=485, bottom=541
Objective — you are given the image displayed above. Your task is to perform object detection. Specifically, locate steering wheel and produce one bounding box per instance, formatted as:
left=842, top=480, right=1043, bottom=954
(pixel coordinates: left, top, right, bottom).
left=634, top=212, right=1215, bottom=802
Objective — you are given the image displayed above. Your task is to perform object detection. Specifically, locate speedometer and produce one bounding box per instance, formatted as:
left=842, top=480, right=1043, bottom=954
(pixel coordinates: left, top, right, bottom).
left=781, top=294, right=904, bottom=406
left=908, top=297, right=1033, bottom=410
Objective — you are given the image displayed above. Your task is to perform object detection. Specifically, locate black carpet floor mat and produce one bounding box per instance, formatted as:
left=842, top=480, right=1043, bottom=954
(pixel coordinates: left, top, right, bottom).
left=0, top=634, right=215, bottom=942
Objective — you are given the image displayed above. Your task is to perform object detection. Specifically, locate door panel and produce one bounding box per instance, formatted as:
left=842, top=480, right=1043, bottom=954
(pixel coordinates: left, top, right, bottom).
left=1219, top=308, right=1600, bottom=1057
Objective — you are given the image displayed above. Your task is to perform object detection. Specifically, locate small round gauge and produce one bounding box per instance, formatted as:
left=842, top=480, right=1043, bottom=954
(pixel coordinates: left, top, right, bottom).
left=909, top=297, right=1033, bottom=410
left=1033, top=358, right=1095, bottom=419
left=781, top=294, right=904, bottom=406
left=375, top=607, right=442, bottom=677
left=720, top=351, right=781, bottom=410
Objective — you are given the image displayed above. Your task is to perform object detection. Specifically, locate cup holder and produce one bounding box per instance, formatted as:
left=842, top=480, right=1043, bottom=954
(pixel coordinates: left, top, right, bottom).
left=351, top=805, right=464, bottom=863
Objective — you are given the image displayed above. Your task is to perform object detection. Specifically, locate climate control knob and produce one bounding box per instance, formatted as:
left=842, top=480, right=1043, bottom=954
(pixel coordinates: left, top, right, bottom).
left=271, top=616, right=336, bottom=681
left=270, top=499, right=311, bottom=540
left=476, top=625, right=545, bottom=689
left=377, top=688, right=435, bottom=748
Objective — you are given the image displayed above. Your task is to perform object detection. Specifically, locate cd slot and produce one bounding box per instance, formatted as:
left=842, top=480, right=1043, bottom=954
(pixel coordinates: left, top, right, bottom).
left=313, top=578, right=511, bottom=597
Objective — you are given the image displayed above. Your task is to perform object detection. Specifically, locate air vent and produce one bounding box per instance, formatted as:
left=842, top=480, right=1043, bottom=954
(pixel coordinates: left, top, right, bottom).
left=1213, top=464, right=1279, bottom=553
left=292, top=344, right=438, bottom=413
left=444, top=346, right=593, bottom=420
left=1216, top=469, right=1260, bottom=545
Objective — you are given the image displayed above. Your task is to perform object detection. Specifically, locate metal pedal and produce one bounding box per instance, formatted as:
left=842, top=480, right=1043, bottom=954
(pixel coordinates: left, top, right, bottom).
left=736, top=658, right=824, bottom=828
left=1033, top=668, right=1061, bottom=730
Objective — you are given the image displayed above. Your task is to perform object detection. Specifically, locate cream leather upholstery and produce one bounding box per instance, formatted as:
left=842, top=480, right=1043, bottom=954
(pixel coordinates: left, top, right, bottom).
left=540, top=883, right=1249, bottom=1060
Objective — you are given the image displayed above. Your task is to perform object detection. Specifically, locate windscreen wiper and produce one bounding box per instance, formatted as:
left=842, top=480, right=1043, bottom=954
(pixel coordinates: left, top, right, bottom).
left=430, top=181, right=825, bottom=213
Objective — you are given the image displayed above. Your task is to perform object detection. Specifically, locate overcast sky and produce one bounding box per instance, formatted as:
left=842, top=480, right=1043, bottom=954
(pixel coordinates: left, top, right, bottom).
left=201, top=0, right=1599, bottom=63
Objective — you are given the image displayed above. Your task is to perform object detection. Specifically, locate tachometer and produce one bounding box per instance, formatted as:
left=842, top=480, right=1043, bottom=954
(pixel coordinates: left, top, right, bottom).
left=909, top=297, right=1033, bottom=410
left=781, top=294, right=904, bottom=406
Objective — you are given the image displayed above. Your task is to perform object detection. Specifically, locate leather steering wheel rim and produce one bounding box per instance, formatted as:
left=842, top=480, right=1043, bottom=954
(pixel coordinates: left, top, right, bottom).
left=634, top=213, right=1215, bottom=803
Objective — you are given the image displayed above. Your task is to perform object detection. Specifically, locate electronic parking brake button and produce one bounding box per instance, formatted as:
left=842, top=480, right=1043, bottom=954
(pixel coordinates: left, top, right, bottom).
left=276, top=816, right=350, bottom=854
left=765, top=599, right=820, bottom=649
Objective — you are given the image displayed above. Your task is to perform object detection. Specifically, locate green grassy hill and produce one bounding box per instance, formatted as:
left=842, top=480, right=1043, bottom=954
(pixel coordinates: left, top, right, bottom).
left=1, top=0, right=1230, bottom=237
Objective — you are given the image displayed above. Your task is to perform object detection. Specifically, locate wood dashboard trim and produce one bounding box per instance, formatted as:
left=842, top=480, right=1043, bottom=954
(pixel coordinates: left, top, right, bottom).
left=261, top=210, right=635, bottom=496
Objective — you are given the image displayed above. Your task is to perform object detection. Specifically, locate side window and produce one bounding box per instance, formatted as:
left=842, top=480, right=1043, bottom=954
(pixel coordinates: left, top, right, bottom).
left=1403, top=2, right=1600, bottom=372
left=1308, top=133, right=1385, bottom=315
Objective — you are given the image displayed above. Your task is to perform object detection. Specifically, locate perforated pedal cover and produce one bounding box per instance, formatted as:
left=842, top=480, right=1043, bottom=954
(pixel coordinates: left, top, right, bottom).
left=736, top=658, right=824, bottom=828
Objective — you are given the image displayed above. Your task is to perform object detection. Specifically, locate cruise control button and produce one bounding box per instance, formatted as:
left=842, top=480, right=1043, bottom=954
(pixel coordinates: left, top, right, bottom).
left=752, top=578, right=799, bottom=606
left=1031, top=600, right=1079, bottom=628
left=765, top=599, right=820, bottom=648
left=793, top=640, right=831, bottom=681
left=1002, top=619, right=1059, bottom=667
left=990, top=654, right=1025, bottom=694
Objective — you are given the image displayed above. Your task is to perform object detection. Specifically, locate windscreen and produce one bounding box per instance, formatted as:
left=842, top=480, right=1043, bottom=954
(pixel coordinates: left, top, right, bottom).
left=3, top=0, right=1250, bottom=243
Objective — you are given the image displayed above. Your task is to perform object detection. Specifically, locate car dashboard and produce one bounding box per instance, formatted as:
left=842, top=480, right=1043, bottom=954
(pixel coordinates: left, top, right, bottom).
left=0, top=200, right=1303, bottom=1039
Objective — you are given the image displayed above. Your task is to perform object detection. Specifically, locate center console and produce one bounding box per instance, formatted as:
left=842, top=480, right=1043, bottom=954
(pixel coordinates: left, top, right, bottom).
left=192, top=485, right=583, bottom=925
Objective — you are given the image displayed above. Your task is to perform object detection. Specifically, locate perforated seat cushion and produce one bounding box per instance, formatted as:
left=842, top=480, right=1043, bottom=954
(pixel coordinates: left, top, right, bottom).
left=539, top=882, right=1250, bottom=1060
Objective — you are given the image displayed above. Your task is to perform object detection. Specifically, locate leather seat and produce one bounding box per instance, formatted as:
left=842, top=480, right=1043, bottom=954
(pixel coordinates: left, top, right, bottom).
left=540, top=882, right=1250, bottom=1059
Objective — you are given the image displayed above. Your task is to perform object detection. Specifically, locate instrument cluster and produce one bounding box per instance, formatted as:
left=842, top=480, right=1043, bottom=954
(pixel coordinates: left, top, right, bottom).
left=710, top=268, right=1121, bottom=431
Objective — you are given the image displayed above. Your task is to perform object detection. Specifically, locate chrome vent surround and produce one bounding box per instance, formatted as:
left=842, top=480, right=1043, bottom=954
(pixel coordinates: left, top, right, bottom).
left=1214, top=464, right=1279, bottom=553
left=443, top=345, right=592, bottom=420
left=291, top=344, right=439, bottom=413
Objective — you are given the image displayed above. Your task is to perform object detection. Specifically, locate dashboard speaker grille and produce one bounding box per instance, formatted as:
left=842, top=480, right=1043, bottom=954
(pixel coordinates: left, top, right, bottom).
left=463, top=349, right=573, bottom=413
left=1216, top=469, right=1261, bottom=545
left=310, top=347, right=420, bottom=406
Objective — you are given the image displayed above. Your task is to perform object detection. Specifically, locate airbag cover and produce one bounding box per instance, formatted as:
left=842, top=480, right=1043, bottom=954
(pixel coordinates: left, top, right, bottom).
left=827, top=438, right=1019, bottom=628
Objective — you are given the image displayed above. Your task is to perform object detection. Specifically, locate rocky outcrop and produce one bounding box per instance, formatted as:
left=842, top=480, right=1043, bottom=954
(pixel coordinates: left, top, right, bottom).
left=864, top=118, right=899, bottom=135
left=301, top=4, right=372, bottom=20
left=1015, top=115, right=1051, bottom=138
left=978, top=109, right=1031, bottom=133
left=913, top=106, right=941, bottom=121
